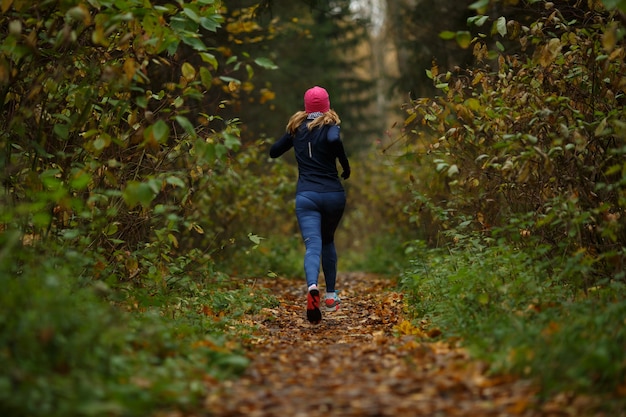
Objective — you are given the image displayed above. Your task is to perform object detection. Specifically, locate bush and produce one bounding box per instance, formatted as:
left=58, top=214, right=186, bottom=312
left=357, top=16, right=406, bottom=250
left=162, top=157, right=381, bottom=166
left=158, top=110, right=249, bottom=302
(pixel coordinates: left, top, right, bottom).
left=401, top=234, right=626, bottom=403
left=399, top=4, right=626, bottom=407
left=342, top=232, right=411, bottom=275
left=401, top=3, right=626, bottom=285
left=0, top=234, right=275, bottom=417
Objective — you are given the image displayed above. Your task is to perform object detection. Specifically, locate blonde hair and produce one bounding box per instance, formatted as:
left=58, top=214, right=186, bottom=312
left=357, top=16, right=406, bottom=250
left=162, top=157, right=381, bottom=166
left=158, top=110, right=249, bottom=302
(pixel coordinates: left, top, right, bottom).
left=286, top=110, right=341, bottom=135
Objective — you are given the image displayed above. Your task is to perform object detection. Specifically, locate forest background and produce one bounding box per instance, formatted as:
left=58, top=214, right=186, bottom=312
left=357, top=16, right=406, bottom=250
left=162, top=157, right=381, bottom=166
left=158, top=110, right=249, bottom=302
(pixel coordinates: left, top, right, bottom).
left=1, top=0, right=625, bottom=415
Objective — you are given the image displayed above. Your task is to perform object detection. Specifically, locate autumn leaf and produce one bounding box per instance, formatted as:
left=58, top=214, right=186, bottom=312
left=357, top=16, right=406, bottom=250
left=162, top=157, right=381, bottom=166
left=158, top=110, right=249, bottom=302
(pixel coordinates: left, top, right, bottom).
left=456, top=31, right=472, bottom=49
left=538, top=38, right=562, bottom=67
left=602, top=22, right=618, bottom=52
left=123, top=58, right=137, bottom=81
left=181, top=62, right=196, bottom=81
left=1, top=0, right=13, bottom=13
left=394, top=320, right=426, bottom=337
left=201, top=273, right=564, bottom=417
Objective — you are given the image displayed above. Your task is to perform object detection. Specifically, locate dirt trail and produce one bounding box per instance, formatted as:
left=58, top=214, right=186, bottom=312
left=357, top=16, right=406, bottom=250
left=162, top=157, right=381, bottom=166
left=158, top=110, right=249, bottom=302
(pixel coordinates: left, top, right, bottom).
left=202, top=272, right=589, bottom=417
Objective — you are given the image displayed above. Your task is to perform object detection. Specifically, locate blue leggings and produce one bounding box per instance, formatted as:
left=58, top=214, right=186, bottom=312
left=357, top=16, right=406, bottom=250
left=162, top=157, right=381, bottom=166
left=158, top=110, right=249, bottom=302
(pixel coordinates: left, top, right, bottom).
left=295, top=191, right=346, bottom=291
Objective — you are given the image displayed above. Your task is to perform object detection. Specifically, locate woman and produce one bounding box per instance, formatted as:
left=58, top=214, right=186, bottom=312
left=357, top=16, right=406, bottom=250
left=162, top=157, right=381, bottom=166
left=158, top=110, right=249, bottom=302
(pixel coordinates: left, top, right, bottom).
left=269, top=86, right=351, bottom=324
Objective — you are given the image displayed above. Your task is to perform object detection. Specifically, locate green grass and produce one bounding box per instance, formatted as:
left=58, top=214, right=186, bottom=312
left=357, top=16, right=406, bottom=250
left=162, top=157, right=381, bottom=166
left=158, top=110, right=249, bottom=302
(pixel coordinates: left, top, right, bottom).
left=401, top=236, right=626, bottom=408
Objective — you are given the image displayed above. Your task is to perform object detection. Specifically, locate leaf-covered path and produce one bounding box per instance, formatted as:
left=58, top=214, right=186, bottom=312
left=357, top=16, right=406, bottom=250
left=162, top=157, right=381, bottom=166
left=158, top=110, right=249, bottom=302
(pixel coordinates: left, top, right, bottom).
left=201, top=273, right=593, bottom=417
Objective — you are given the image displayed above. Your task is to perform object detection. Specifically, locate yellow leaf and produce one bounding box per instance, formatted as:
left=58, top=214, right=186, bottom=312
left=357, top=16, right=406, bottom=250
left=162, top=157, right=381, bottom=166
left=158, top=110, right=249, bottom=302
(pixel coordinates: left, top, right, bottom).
left=602, top=22, right=618, bottom=53
left=192, top=223, right=204, bottom=234
left=127, top=110, right=137, bottom=127
left=431, top=62, right=439, bottom=78
left=123, top=58, right=136, bottom=82
left=456, top=31, right=472, bottom=49
left=472, top=72, right=484, bottom=86
left=609, top=47, right=623, bottom=61
left=259, top=88, right=275, bottom=104
left=465, top=97, right=481, bottom=111
left=228, top=80, right=240, bottom=92
left=242, top=81, right=254, bottom=93
left=517, top=161, right=531, bottom=183
left=181, top=62, right=196, bottom=81
left=594, top=117, right=608, bottom=137
left=168, top=233, right=179, bottom=248
left=404, top=112, right=417, bottom=126
left=91, top=25, right=107, bottom=46
left=1, top=0, right=13, bottom=13
left=394, top=320, right=426, bottom=337
left=538, top=38, right=562, bottom=67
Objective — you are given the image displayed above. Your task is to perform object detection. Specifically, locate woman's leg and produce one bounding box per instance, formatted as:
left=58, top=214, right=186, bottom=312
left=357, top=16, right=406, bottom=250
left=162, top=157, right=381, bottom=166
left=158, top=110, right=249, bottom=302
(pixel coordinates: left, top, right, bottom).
left=320, top=192, right=346, bottom=293
left=295, top=193, right=322, bottom=288
left=321, top=243, right=337, bottom=292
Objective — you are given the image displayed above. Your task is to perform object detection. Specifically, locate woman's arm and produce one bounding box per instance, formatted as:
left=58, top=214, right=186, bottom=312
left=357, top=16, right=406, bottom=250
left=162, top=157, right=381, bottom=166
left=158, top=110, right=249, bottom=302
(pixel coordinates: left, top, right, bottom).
left=269, top=132, right=294, bottom=158
left=327, top=126, right=350, bottom=179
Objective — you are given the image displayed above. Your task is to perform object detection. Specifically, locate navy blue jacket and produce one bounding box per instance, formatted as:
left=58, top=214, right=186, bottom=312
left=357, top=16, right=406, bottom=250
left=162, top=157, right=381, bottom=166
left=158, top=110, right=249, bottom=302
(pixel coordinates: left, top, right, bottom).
left=270, top=122, right=350, bottom=193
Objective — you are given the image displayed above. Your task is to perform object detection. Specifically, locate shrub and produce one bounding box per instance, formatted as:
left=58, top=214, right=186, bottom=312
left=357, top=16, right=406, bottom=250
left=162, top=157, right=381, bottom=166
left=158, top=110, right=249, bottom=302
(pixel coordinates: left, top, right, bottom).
left=401, top=2, right=626, bottom=285
left=401, top=234, right=626, bottom=402
left=0, top=234, right=274, bottom=417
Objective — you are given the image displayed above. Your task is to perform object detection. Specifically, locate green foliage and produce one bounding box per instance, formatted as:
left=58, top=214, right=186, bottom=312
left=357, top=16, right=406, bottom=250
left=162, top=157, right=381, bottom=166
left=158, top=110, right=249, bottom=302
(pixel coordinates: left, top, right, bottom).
left=386, top=0, right=476, bottom=98
left=402, top=2, right=626, bottom=284
left=336, top=148, right=418, bottom=274
left=399, top=2, right=626, bottom=405
left=604, top=0, right=626, bottom=12
left=0, top=0, right=279, bottom=275
left=219, top=232, right=303, bottom=278
left=0, top=237, right=276, bottom=417
left=401, top=235, right=626, bottom=403
left=342, top=232, right=410, bottom=275
left=0, top=1, right=285, bottom=415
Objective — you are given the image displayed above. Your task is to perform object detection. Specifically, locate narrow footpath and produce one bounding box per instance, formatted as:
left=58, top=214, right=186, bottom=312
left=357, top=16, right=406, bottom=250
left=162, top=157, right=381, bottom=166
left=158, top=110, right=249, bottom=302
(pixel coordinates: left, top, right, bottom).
left=202, top=272, right=601, bottom=417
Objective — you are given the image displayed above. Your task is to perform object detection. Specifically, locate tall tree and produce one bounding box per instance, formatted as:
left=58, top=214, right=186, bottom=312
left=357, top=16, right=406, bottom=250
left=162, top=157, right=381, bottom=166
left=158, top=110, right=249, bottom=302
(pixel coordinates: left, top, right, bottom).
left=220, top=0, right=379, bottom=154
left=385, top=0, right=475, bottom=99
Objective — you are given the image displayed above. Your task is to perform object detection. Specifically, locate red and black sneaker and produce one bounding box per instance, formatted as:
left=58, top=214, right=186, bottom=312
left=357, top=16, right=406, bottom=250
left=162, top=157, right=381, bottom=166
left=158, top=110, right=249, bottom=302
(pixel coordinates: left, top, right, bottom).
left=306, top=286, right=322, bottom=324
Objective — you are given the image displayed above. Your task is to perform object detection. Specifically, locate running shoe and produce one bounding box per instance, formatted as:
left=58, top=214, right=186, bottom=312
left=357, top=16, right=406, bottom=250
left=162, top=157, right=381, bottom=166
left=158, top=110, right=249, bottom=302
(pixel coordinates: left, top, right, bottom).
left=306, top=286, right=321, bottom=324
left=324, top=294, right=341, bottom=312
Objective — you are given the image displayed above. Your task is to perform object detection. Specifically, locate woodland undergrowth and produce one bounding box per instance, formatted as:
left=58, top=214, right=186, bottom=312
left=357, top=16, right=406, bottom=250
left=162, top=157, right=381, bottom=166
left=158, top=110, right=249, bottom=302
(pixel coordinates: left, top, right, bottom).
left=399, top=2, right=626, bottom=410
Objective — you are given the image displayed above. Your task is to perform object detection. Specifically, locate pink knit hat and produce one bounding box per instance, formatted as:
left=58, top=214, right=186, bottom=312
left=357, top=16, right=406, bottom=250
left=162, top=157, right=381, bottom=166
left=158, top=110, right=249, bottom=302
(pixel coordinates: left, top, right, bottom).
left=304, top=86, right=330, bottom=113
